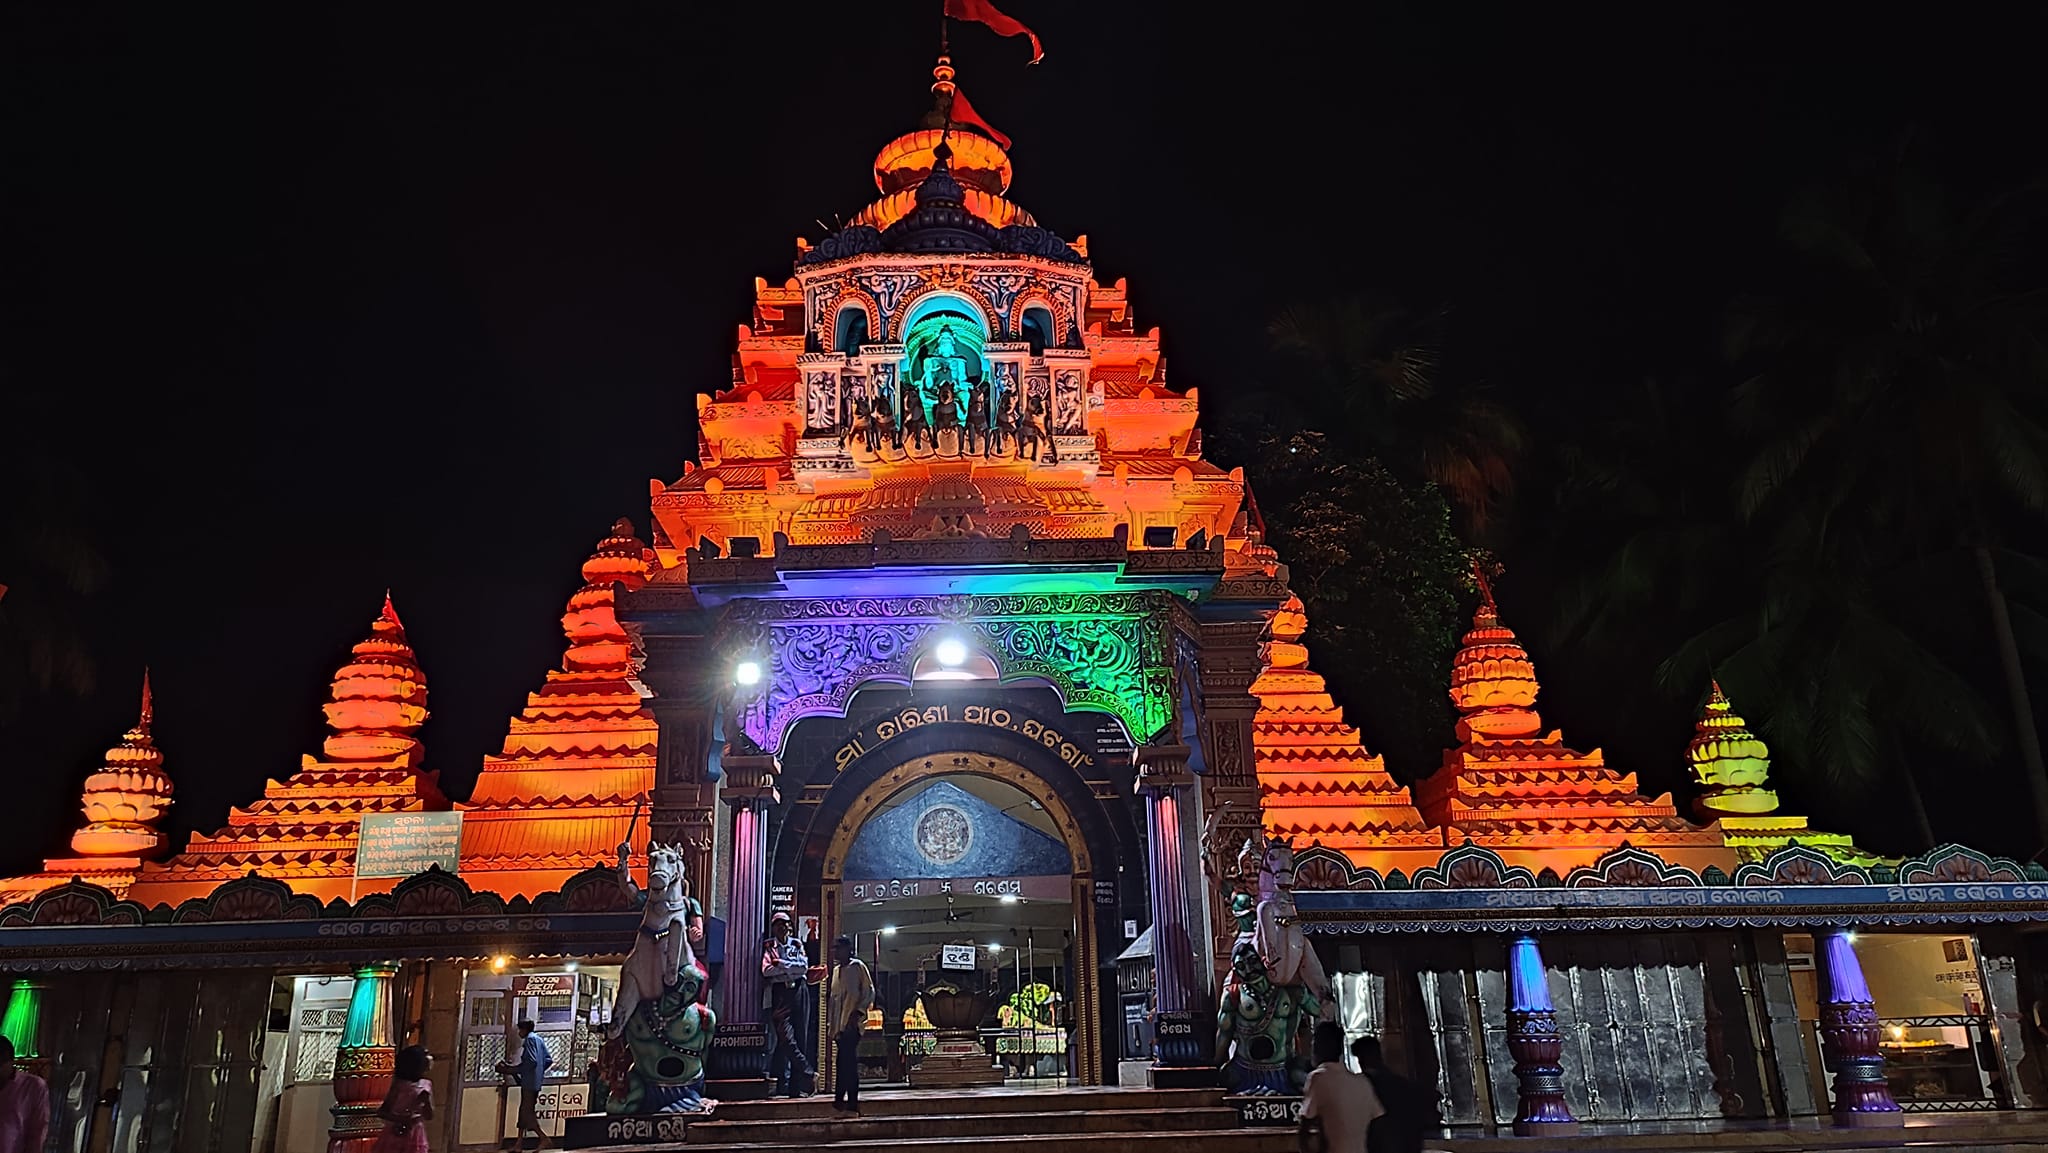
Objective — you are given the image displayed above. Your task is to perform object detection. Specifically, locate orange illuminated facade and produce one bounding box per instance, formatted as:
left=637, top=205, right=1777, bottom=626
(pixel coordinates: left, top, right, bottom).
left=122, top=596, right=449, bottom=905
left=456, top=521, right=660, bottom=896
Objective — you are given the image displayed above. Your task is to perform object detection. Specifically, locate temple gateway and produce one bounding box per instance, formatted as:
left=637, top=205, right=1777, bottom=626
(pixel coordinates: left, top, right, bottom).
left=6, top=58, right=2048, bottom=1152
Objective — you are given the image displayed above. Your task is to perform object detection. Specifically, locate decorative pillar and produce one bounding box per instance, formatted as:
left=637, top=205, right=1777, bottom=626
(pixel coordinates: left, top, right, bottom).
left=327, top=963, right=398, bottom=1153
left=1816, top=930, right=1903, bottom=1127
left=1138, top=743, right=1210, bottom=1086
left=1505, top=936, right=1578, bottom=1137
left=1, top=978, right=48, bottom=1081
left=706, top=749, right=777, bottom=1094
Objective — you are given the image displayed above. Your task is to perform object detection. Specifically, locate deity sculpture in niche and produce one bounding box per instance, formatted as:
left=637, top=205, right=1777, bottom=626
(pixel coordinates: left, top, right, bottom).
left=1053, top=369, right=1085, bottom=435
left=804, top=372, right=838, bottom=435
left=913, top=324, right=973, bottom=430
left=599, top=841, right=716, bottom=1114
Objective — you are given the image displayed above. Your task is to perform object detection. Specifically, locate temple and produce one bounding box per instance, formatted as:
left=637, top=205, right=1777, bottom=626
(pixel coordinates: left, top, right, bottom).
left=4, top=51, right=2048, bottom=1153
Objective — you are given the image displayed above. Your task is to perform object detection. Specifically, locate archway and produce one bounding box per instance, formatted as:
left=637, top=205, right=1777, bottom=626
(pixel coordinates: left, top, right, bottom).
left=814, top=747, right=1109, bottom=1089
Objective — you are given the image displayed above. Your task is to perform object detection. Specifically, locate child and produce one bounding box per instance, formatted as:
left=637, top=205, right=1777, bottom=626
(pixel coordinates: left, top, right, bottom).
left=374, top=1045, right=435, bottom=1153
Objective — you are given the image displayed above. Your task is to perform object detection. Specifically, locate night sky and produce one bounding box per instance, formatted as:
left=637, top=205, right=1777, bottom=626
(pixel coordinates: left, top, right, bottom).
left=4, top=4, right=2042, bottom=875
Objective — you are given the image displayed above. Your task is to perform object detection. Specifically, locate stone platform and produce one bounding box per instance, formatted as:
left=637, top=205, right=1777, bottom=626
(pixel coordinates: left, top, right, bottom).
left=594, top=1085, right=2048, bottom=1153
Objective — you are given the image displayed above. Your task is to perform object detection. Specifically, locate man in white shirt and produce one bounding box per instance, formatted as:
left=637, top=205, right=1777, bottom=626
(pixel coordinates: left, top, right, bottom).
left=828, top=934, right=874, bottom=1118
left=1301, top=1022, right=1382, bottom=1153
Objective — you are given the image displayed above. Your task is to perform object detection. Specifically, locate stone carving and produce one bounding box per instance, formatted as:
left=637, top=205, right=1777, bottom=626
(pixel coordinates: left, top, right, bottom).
left=1053, top=369, right=1085, bottom=434
left=804, top=372, right=838, bottom=434
left=1242, top=837, right=1334, bottom=1022
left=609, top=841, right=706, bottom=1037
left=1215, top=939, right=1311, bottom=1095
left=729, top=595, right=1174, bottom=750
left=995, top=225, right=1087, bottom=264
left=601, top=841, right=715, bottom=1113
left=798, top=226, right=884, bottom=266
left=966, top=380, right=992, bottom=456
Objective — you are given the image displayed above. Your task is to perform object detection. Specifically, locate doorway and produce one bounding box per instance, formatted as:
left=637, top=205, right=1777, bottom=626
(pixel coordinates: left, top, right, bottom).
left=819, top=758, right=1103, bottom=1088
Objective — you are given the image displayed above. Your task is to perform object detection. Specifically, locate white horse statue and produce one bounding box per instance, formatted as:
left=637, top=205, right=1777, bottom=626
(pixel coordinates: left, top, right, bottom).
left=609, top=840, right=704, bottom=1039
left=1241, top=835, right=1335, bottom=1021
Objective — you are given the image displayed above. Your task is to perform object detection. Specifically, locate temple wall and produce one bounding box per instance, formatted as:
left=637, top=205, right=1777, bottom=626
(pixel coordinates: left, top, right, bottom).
left=1319, top=932, right=1763, bottom=1127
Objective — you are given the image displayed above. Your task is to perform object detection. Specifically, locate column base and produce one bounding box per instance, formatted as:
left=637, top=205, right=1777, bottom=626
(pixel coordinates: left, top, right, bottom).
left=1833, top=1109, right=1907, bottom=1129
left=1146, top=1064, right=1215, bottom=1089
left=1511, top=1119, right=1582, bottom=1137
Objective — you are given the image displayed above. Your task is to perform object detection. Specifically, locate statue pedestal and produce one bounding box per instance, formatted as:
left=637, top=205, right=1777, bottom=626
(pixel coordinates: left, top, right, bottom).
left=908, top=1030, right=1005, bottom=1089
left=564, top=1111, right=704, bottom=1149
left=1148, top=1009, right=1215, bottom=1089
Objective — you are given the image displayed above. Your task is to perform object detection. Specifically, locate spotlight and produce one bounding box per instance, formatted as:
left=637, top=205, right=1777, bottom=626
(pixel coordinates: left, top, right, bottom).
left=491, top=955, right=510, bottom=972
left=734, top=660, right=763, bottom=687
left=935, top=636, right=969, bottom=667
left=882, top=925, right=898, bottom=936
left=988, top=943, right=1002, bottom=953
left=563, top=960, right=580, bottom=973
left=999, top=893, right=1020, bottom=905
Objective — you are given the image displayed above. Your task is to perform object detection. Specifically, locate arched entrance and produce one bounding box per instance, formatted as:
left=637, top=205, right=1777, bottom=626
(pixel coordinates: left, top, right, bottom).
left=812, top=747, right=1108, bottom=1089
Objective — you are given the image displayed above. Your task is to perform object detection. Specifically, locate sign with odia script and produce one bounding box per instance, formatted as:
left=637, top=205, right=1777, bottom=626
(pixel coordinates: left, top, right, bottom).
left=833, top=704, right=1095, bottom=772
left=355, top=811, right=463, bottom=879
left=940, top=944, right=978, bottom=971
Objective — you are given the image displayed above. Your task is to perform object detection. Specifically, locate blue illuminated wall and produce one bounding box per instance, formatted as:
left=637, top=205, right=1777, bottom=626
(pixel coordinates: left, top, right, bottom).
left=844, top=778, right=1072, bottom=880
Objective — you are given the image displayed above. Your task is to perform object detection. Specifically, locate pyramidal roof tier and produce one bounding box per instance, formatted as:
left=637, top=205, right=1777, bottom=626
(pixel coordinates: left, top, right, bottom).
left=1253, top=596, right=1443, bottom=872
left=125, top=596, right=449, bottom=905
left=1690, top=681, right=1889, bottom=867
left=458, top=521, right=658, bottom=898
left=1412, top=574, right=1734, bottom=873
left=0, top=672, right=177, bottom=904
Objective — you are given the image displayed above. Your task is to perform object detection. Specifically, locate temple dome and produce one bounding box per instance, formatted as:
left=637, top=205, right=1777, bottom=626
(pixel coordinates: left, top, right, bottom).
left=854, top=56, right=1034, bottom=233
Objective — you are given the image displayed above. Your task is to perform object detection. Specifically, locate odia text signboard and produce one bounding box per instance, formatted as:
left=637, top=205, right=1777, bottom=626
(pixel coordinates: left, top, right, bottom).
left=355, top=812, right=463, bottom=879
left=940, top=944, right=978, bottom=971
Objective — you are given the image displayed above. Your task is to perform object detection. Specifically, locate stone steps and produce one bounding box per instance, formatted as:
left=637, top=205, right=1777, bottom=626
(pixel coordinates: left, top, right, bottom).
left=701, top=1087, right=1223, bottom=1123
left=685, top=1106, right=1240, bottom=1145
left=673, top=1129, right=1294, bottom=1153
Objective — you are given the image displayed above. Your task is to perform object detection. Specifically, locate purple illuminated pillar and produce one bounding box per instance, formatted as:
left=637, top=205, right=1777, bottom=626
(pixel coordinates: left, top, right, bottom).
left=1817, top=930, right=1903, bottom=1127
left=1506, top=935, right=1579, bottom=1136
left=709, top=750, right=779, bottom=1090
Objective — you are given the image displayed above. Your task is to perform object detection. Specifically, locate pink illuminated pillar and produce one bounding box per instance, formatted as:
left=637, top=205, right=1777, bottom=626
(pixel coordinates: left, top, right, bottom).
left=1817, top=930, right=1903, bottom=1127
left=1138, top=744, right=1210, bottom=1083
left=1506, top=935, right=1579, bottom=1136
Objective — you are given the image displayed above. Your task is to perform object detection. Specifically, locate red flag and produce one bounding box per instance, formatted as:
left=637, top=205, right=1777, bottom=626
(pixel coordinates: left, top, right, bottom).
left=944, top=0, right=1044, bottom=64
left=947, top=86, right=1012, bottom=150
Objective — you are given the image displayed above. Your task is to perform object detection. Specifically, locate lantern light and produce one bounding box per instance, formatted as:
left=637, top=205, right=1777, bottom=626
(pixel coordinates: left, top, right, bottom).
left=935, top=636, right=969, bottom=668
left=735, top=660, right=763, bottom=687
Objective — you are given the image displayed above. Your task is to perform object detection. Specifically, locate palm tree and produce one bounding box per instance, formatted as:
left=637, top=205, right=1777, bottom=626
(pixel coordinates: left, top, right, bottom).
left=1727, top=138, right=2048, bottom=849
left=1258, top=298, right=1525, bottom=535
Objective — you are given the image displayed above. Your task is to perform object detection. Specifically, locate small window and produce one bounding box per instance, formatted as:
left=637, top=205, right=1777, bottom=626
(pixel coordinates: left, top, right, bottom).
left=1021, top=307, right=1054, bottom=356
left=835, top=306, right=871, bottom=354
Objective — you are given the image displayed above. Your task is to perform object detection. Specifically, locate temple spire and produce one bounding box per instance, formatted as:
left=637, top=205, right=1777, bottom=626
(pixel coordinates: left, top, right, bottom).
left=1447, top=570, right=1541, bottom=741
left=321, top=594, right=430, bottom=766
left=69, top=669, right=175, bottom=857
left=1689, top=680, right=1780, bottom=818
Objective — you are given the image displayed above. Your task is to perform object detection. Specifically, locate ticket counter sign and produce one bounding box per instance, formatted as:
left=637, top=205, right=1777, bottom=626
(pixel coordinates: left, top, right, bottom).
left=355, top=811, right=463, bottom=878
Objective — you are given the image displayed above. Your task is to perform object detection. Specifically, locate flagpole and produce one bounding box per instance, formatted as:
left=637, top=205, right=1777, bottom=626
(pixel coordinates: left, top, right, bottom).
left=939, top=0, right=948, bottom=55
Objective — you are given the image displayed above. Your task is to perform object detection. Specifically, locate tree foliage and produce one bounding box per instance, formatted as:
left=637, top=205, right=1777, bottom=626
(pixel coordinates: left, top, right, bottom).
left=1249, top=430, right=1470, bottom=778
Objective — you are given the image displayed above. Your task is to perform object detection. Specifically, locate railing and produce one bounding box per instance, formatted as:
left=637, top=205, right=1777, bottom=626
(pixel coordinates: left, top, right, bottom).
left=1829, top=1015, right=2006, bottom=1113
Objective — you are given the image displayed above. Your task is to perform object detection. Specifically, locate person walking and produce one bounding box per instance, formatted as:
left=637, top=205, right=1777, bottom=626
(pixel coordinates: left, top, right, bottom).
left=373, top=1045, right=435, bottom=1153
left=762, top=911, right=815, bottom=1096
left=1351, top=1037, right=1437, bottom=1153
left=828, top=934, right=874, bottom=1119
left=1301, top=1023, right=1381, bottom=1153
left=495, top=1020, right=552, bottom=1151
left=0, top=1037, right=47, bottom=1153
